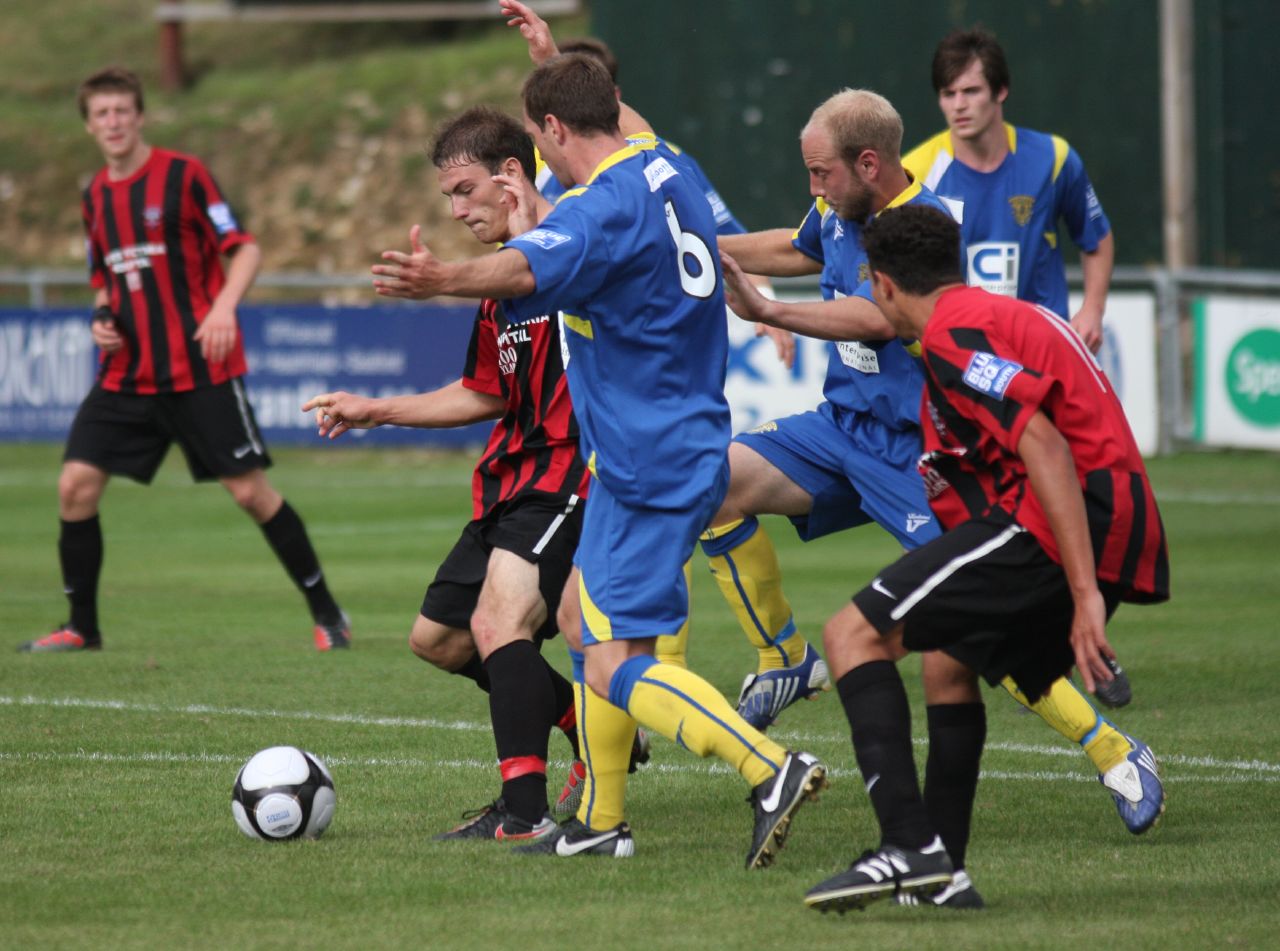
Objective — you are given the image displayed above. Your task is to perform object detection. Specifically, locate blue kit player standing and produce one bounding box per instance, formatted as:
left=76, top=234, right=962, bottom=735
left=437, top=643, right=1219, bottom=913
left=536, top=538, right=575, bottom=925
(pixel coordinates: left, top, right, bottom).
left=903, top=27, right=1115, bottom=356
left=370, top=54, right=826, bottom=867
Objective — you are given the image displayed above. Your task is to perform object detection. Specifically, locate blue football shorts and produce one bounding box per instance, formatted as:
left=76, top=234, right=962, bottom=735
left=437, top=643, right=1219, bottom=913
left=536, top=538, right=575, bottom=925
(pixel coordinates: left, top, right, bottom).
left=576, top=463, right=728, bottom=644
left=734, top=405, right=940, bottom=549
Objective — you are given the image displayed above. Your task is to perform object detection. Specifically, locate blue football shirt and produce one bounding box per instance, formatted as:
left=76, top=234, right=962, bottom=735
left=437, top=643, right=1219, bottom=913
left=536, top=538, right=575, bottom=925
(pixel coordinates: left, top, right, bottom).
left=536, top=134, right=746, bottom=236
left=789, top=179, right=952, bottom=432
left=506, top=142, right=731, bottom=511
left=903, top=123, right=1111, bottom=319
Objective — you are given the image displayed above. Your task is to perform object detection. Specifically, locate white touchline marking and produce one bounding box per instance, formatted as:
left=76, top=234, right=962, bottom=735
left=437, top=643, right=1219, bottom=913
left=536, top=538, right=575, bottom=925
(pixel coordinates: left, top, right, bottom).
left=5, top=694, right=1278, bottom=779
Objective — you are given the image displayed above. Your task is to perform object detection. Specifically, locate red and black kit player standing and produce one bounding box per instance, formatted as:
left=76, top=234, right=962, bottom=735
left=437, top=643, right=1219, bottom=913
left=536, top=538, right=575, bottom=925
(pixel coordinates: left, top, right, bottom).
left=805, top=204, right=1169, bottom=912
left=20, top=67, right=350, bottom=653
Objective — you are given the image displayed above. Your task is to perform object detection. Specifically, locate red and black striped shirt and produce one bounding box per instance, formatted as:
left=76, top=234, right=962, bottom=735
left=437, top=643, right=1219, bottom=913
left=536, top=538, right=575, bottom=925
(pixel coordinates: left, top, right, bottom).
left=918, top=286, right=1169, bottom=603
left=82, top=147, right=253, bottom=394
left=462, top=300, right=589, bottom=519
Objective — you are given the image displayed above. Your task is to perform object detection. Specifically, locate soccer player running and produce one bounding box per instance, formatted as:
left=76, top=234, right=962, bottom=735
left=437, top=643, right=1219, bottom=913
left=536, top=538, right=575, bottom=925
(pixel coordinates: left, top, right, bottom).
left=305, top=107, right=592, bottom=842
left=372, top=54, right=826, bottom=867
left=903, top=28, right=1115, bottom=358
left=20, top=67, right=350, bottom=654
left=803, top=204, right=1167, bottom=913
left=718, top=91, right=1163, bottom=905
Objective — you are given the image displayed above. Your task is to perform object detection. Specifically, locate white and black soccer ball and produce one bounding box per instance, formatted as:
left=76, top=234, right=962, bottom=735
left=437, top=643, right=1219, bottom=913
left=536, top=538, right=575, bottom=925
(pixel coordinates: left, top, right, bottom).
left=231, top=746, right=335, bottom=841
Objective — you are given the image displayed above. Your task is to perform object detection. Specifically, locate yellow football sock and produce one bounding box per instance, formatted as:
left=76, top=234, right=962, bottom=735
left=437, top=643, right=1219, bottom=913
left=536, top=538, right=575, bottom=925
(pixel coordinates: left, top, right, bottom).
left=701, top=517, right=809, bottom=672
left=654, top=561, right=691, bottom=669
left=1001, top=675, right=1131, bottom=774
left=616, top=657, right=785, bottom=788
left=574, top=681, right=636, bottom=831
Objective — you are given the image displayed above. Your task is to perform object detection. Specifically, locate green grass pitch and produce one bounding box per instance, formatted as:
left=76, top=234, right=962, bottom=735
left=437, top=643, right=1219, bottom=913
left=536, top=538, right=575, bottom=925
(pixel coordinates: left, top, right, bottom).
left=2, top=443, right=1278, bottom=949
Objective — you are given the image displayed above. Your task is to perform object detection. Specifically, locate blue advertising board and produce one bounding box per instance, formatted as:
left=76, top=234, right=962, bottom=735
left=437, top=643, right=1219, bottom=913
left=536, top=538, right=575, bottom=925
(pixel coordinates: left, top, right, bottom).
left=0, top=304, right=487, bottom=447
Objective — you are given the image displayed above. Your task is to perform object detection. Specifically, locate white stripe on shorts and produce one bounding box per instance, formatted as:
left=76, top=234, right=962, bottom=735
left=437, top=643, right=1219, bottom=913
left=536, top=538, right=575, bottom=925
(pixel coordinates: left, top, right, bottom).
left=230, top=378, right=264, bottom=457
left=889, top=522, right=1026, bottom=622
left=531, top=493, right=580, bottom=556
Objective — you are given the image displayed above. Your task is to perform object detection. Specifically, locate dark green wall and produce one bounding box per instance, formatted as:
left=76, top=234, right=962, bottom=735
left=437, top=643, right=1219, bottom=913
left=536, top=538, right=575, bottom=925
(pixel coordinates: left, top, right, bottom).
left=594, top=0, right=1275, bottom=270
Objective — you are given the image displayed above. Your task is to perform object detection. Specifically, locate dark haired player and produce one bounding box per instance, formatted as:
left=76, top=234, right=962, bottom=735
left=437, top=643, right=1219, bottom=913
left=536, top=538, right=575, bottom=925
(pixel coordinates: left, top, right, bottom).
left=21, top=67, right=349, bottom=654
left=903, top=28, right=1115, bottom=357
left=804, top=205, right=1167, bottom=913
left=308, top=106, right=593, bottom=842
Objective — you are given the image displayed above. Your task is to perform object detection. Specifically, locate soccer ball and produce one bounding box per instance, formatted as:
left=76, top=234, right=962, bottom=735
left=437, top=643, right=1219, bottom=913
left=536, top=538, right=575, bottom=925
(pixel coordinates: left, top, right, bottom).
left=231, top=746, right=335, bottom=841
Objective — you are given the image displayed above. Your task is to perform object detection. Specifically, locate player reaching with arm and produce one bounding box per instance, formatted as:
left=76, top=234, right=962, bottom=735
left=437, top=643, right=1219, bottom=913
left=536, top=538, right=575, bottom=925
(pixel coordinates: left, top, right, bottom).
left=373, top=55, right=827, bottom=867
left=803, top=204, right=1166, bottom=913
left=21, top=67, right=349, bottom=654
left=499, top=0, right=795, bottom=369
left=903, top=26, right=1115, bottom=356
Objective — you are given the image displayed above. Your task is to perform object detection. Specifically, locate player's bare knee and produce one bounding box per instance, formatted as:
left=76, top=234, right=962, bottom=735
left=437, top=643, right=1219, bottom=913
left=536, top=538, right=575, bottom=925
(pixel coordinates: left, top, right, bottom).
left=470, top=605, right=532, bottom=660
left=921, top=651, right=981, bottom=705
left=58, top=462, right=106, bottom=518
left=221, top=472, right=280, bottom=521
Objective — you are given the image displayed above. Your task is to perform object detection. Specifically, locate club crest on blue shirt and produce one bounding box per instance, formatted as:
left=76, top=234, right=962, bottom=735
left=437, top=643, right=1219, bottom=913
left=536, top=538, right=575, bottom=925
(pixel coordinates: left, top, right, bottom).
left=963, top=351, right=1023, bottom=399
left=518, top=228, right=572, bottom=251
left=1008, top=195, right=1035, bottom=227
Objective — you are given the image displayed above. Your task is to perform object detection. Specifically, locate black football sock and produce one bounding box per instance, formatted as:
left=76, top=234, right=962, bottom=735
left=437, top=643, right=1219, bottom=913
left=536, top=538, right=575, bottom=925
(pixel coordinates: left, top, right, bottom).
left=259, top=500, right=342, bottom=625
left=59, top=515, right=103, bottom=641
left=546, top=659, right=581, bottom=759
left=836, top=660, right=936, bottom=850
left=452, top=651, right=491, bottom=692
left=484, top=639, right=554, bottom=824
left=923, top=702, right=987, bottom=871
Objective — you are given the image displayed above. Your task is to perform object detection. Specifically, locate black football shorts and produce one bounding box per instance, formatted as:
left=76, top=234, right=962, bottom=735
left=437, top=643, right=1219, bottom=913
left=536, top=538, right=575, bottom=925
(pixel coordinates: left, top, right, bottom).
left=64, top=379, right=271, bottom=483
left=852, top=513, right=1122, bottom=700
left=420, top=492, right=584, bottom=642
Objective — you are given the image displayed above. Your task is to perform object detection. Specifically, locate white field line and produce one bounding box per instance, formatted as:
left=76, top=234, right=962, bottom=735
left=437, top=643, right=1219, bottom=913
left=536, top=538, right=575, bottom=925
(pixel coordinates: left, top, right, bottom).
left=4, top=693, right=1278, bottom=781
left=0, top=750, right=1275, bottom=785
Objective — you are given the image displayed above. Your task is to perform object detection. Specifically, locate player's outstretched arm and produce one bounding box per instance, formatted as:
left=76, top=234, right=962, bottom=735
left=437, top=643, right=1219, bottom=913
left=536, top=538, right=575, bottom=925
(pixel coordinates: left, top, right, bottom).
left=372, top=225, right=536, bottom=300
left=303, top=381, right=504, bottom=440
left=500, top=0, right=559, bottom=64
left=721, top=250, right=893, bottom=342
left=1071, top=231, right=1114, bottom=354
left=1017, top=410, right=1115, bottom=694
left=718, top=229, right=821, bottom=278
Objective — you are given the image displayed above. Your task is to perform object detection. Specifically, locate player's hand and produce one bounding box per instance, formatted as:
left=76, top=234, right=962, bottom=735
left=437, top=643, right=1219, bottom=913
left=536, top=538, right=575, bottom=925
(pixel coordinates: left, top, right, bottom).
left=720, top=250, right=776, bottom=324
left=1068, top=585, right=1115, bottom=694
left=90, top=310, right=124, bottom=353
left=302, top=391, right=379, bottom=440
left=500, top=0, right=559, bottom=64
left=492, top=171, right=540, bottom=237
left=372, top=225, right=450, bottom=300
left=194, top=302, right=238, bottom=364
left=1070, top=306, right=1104, bottom=354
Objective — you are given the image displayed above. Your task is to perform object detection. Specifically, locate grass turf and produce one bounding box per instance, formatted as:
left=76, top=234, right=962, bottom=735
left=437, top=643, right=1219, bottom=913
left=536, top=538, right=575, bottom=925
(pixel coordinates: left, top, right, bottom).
left=2, top=443, right=1278, bottom=949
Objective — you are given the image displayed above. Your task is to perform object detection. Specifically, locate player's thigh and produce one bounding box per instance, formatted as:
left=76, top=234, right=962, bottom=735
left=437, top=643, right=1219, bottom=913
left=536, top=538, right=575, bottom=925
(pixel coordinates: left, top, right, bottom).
left=159, top=378, right=273, bottom=483
left=718, top=434, right=814, bottom=521
left=409, top=613, right=475, bottom=670
left=476, top=493, right=584, bottom=653
left=920, top=650, right=982, bottom=705
left=471, top=548, right=546, bottom=657
left=556, top=567, right=583, bottom=651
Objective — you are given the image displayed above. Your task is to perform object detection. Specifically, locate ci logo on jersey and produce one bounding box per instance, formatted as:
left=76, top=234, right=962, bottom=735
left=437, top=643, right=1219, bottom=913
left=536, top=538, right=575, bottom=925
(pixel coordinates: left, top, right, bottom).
left=1008, top=195, right=1035, bottom=227
left=144, top=206, right=163, bottom=231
